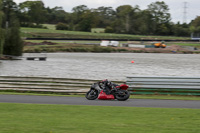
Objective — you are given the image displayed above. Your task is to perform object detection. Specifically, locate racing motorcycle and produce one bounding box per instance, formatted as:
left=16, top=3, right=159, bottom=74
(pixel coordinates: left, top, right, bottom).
left=85, top=80, right=130, bottom=101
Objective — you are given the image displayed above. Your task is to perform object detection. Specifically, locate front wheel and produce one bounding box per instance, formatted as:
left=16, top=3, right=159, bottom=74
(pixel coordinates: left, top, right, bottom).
left=115, top=90, right=130, bottom=101
left=85, top=89, right=98, bottom=100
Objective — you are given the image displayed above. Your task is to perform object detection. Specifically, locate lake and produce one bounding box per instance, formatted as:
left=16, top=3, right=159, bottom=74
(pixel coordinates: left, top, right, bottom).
left=0, top=53, right=200, bottom=81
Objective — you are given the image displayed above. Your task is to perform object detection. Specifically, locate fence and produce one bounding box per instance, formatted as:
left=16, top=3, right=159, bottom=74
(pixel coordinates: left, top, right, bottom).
left=1, top=76, right=200, bottom=96
left=0, top=76, right=123, bottom=94
left=126, top=76, right=200, bottom=96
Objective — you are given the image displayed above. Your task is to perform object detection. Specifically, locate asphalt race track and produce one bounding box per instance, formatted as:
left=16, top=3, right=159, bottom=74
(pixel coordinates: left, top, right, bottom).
left=0, top=94, right=200, bottom=109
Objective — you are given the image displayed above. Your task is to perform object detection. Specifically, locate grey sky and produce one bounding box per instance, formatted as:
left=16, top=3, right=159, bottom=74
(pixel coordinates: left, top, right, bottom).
left=14, top=0, right=200, bottom=23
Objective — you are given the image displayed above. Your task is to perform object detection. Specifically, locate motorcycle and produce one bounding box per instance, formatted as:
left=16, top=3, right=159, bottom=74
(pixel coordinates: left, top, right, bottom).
left=85, top=80, right=130, bottom=101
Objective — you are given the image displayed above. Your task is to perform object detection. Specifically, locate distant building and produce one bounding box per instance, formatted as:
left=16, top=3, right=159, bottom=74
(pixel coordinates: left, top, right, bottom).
left=191, top=33, right=200, bottom=40
left=100, top=40, right=119, bottom=47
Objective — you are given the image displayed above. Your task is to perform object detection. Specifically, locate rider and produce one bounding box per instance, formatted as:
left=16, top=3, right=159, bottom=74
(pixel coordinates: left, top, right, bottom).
left=99, top=79, right=113, bottom=95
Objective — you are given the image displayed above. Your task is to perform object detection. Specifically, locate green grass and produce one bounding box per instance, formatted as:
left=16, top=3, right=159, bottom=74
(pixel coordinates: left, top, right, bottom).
left=173, top=43, right=200, bottom=46
left=0, top=103, right=199, bottom=133
left=42, top=24, right=56, bottom=30
left=21, top=27, right=190, bottom=40
left=24, top=40, right=101, bottom=44
left=167, top=42, right=200, bottom=48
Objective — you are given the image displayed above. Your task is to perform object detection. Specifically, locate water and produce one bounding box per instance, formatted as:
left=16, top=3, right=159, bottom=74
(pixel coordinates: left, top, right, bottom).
left=0, top=53, right=200, bottom=81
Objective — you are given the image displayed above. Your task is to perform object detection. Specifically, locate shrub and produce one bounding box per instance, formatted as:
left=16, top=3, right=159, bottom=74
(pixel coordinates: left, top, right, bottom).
left=105, top=26, right=114, bottom=33
left=56, top=22, right=68, bottom=30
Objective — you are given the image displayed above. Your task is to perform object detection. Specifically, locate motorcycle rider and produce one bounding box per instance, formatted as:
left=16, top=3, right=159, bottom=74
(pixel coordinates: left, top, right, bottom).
left=99, top=79, right=115, bottom=95
left=86, top=79, right=130, bottom=101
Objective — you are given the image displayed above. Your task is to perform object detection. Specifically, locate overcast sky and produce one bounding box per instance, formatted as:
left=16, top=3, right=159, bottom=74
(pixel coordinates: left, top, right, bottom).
left=13, top=0, right=200, bottom=23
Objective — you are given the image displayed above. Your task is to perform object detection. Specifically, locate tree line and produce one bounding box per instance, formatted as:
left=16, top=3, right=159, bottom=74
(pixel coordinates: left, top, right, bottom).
left=1, top=0, right=200, bottom=56
left=0, top=0, right=23, bottom=56
left=16, top=0, right=200, bottom=37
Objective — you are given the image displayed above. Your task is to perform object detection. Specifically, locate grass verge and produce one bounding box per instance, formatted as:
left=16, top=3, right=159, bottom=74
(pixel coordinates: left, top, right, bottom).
left=0, top=103, right=199, bottom=133
left=21, top=27, right=190, bottom=40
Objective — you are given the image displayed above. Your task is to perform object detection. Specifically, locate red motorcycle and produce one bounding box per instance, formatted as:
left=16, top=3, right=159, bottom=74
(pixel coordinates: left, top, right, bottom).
left=85, top=80, right=130, bottom=101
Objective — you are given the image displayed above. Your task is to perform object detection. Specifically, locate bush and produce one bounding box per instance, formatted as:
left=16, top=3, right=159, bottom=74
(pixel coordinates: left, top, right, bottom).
left=56, top=22, right=68, bottom=30
left=105, top=26, right=114, bottom=33
left=92, top=45, right=114, bottom=53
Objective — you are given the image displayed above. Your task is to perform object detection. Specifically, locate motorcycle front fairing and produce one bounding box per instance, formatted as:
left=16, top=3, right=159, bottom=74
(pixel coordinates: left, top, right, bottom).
left=98, top=90, right=115, bottom=100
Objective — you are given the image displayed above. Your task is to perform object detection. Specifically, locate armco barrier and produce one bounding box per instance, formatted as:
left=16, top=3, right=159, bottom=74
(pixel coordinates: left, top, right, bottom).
left=2, top=76, right=199, bottom=96
left=126, top=76, right=200, bottom=96
left=0, top=76, right=123, bottom=94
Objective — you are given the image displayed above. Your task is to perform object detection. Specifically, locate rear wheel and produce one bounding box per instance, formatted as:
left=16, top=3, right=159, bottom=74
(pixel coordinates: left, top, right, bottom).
left=115, top=90, right=130, bottom=101
left=85, top=89, right=98, bottom=100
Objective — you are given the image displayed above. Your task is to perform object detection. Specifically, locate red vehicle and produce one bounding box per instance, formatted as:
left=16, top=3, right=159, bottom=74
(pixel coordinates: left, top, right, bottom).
left=85, top=80, right=130, bottom=101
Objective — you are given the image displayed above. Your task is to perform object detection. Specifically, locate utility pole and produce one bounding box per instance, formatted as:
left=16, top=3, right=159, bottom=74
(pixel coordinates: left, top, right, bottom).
left=183, top=2, right=188, bottom=24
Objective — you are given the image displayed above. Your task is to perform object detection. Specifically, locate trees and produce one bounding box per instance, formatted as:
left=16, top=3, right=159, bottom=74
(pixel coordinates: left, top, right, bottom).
left=147, top=1, right=171, bottom=35
left=114, top=5, right=133, bottom=33
left=95, top=6, right=115, bottom=28
left=2, top=0, right=23, bottom=56
left=172, top=22, right=190, bottom=37
left=70, top=5, right=90, bottom=31
left=15, top=1, right=191, bottom=36
left=190, top=16, right=200, bottom=33
left=46, top=6, right=68, bottom=24
left=1, top=0, right=193, bottom=41
left=0, top=0, right=4, bottom=57
left=19, top=0, right=47, bottom=25
left=77, top=10, right=95, bottom=31
left=136, top=10, right=152, bottom=35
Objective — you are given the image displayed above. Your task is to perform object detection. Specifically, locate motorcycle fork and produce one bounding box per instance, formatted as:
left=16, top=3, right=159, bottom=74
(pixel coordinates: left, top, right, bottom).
left=89, top=89, right=98, bottom=96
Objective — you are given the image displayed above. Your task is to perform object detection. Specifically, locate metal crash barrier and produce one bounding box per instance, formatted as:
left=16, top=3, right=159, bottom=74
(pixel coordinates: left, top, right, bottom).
left=126, top=76, right=200, bottom=96
left=0, top=76, right=123, bottom=94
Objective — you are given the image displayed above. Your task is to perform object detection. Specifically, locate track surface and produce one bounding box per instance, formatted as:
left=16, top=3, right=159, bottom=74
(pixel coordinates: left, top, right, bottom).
left=0, top=94, right=200, bottom=109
